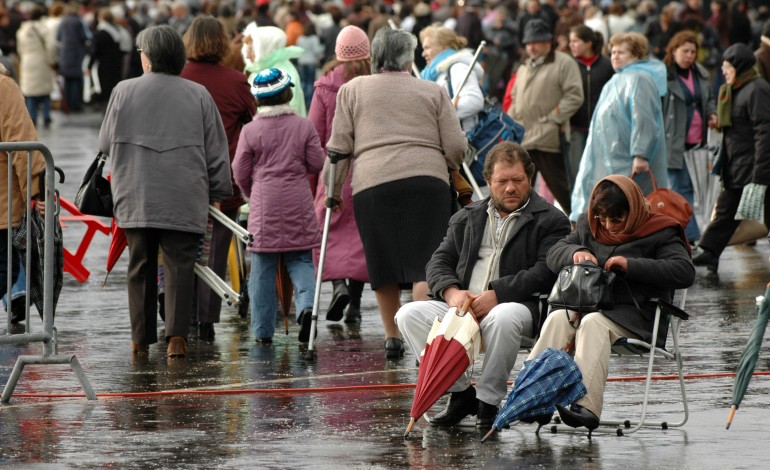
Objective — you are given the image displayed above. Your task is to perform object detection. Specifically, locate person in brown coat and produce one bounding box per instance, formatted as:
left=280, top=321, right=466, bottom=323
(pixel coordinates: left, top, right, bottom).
left=0, top=72, right=46, bottom=301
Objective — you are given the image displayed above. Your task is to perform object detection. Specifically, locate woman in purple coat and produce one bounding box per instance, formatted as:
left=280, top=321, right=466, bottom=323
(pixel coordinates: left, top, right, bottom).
left=307, top=25, right=370, bottom=324
left=232, top=68, right=325, bottom=344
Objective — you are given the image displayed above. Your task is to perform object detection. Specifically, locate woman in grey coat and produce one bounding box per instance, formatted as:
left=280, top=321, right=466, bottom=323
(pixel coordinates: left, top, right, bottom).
left=663, top=31, right=717, bottom=243
left=98, top=25, right=232, bottom=358
left=528, top=175, right=694, bottom=430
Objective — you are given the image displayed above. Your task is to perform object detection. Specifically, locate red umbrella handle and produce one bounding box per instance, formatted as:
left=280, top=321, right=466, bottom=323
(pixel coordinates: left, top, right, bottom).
left=460, top=298, right=474, bottom=317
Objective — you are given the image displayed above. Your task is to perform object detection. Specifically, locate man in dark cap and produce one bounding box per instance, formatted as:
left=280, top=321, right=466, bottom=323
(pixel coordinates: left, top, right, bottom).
left=693, top=43, right=770, bottom=273
left=507, top=18, right=583, bottom=214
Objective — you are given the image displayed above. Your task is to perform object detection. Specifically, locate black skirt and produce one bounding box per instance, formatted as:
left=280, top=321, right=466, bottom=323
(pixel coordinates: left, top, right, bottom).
left=353, top=176, right=452, bottom=290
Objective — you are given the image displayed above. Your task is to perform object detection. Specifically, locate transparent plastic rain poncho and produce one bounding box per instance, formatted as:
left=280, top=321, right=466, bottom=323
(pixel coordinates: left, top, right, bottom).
left=570, top=59, right=669, bottom=221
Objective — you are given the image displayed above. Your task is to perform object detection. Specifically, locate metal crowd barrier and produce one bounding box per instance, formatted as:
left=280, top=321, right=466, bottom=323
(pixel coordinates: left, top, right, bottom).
left=0, top=142, right=95, bottom=403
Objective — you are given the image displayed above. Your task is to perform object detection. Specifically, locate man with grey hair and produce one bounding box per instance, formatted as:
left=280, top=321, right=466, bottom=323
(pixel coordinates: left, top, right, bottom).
left=508, top=19, right=582, bottom=214
left=395, top=142, right=571, bottom=429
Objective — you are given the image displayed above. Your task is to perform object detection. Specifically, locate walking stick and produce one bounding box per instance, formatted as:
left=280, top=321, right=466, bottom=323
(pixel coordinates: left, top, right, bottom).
left=305, top=150, right=351, bottom=361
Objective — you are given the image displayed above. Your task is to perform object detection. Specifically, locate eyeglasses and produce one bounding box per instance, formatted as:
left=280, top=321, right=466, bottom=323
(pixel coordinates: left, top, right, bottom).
left=136, top=48, right=143, bottom=53
left=593, top=215, right=626, bottom=224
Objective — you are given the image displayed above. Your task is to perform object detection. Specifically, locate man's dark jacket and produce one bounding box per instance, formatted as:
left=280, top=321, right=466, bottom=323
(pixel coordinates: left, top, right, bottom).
left=427, top=192, right=571, bottom=330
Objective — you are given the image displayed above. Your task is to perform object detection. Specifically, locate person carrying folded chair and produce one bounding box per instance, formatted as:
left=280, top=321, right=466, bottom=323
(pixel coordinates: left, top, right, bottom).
left=395, top=142, right=570, bottom=429
left=527, top=175, right=694, bottom=431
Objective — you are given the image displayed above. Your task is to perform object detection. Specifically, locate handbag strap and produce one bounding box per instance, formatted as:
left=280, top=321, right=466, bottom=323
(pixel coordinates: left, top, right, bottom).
left=630, top=169, right=658, bottom=192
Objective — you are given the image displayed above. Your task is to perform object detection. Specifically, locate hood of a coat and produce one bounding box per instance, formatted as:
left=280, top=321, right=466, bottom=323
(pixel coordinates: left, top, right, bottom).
left=620, top=58, right=668, bottom=97
left=436, top=49, right=484, bottom=82
left=314, top=65, right=347, bottom=94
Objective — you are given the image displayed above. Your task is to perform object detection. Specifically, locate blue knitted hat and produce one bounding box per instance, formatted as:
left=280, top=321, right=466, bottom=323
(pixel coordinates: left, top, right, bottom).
left=251, top=68, right=294, bottom=99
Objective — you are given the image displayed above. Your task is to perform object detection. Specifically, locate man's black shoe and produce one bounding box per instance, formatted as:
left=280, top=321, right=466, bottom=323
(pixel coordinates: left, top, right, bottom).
left=556, top=404, right=599, bottom=430
left=431, top=386, right=478, bottom=426
left=692, top=248, right=719, bottom=273
left=476, top=400, right=499, bottom=428
left=198, top=322, right=215, bottom=342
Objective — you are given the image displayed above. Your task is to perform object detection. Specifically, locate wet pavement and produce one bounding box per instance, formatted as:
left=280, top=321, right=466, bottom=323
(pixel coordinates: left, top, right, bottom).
left=2, top=108, right=770, bottom=469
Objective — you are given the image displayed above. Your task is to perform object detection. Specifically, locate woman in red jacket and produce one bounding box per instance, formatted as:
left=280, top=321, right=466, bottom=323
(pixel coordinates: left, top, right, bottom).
left=180, top=16, right=256, bottom=341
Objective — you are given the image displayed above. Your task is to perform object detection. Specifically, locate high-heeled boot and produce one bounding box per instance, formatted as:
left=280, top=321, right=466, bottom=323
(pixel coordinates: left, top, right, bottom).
left=326, top=280, right=350, bottom=321
left=344, top=280, right=364, bottom=324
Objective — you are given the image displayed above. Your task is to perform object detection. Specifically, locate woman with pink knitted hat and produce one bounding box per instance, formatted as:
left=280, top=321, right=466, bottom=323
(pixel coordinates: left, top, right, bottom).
left=307, top=25, right=371, bottom=325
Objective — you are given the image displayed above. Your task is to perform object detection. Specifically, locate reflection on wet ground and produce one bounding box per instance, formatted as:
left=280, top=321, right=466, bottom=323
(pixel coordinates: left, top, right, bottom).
left=2, top=111, right=770, bottom=468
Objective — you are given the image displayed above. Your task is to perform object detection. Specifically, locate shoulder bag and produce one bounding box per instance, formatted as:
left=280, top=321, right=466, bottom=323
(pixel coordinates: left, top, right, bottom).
left=547, top=261, right=616, bottom=314
left=74, top=152, right=113, bottom=217
left=633, top=169, right=692, bottom=228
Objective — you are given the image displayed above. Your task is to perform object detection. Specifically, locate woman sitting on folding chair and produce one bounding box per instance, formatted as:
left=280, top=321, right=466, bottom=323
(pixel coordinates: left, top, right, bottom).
left=528, top=175, right=694, bottom=430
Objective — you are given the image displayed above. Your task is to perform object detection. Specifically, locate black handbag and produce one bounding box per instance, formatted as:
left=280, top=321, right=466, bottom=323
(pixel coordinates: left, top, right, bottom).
left=547, top=261, right=616, bottom=314
left=74, top=152, right=113, bottom=217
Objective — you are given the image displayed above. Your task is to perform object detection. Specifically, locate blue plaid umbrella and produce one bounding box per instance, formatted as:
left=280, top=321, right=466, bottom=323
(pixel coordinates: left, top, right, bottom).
left=482, top=348, right=587, bottom=441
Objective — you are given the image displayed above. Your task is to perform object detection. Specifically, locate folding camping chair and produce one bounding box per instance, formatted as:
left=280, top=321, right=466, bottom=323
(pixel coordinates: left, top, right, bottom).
left=548, top=289, right=690, bottom=437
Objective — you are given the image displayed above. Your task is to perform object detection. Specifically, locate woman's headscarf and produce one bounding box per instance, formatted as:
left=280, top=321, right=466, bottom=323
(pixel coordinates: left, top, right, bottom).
left=587, top=175, right=687, bottom=248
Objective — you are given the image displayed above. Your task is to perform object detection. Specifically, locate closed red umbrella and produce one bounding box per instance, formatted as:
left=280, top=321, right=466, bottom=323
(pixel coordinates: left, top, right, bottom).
left=276, top=254, right=293, bottom=335
left=404, top=298, right=481, bottom=438
left=103, top=221, right=127, bottom=286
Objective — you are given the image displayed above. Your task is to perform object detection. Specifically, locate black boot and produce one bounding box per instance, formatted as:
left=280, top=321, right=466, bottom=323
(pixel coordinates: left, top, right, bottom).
left=326, top=280, right=350, bottom=322
left=298, top=308, right=317, bottom=343
left=10, top=296, right=25, bottom=324
left=344, top=280, right=364, bottom=324
left=431, top=386, right=478, bottom=426
left=692, top=248, right=719, bottom=273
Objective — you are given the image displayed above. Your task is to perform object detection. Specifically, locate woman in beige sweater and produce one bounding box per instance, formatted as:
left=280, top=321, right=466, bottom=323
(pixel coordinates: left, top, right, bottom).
left=326, top=27, right=467, bottom=359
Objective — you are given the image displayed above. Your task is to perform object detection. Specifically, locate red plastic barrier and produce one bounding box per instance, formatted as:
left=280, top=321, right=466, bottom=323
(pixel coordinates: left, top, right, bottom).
left=58, top=197, right=111, bottom=282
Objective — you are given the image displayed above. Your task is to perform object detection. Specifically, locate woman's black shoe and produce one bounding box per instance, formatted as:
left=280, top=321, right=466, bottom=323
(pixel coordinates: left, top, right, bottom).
left=326, top=280, right=350, bottom=321
left=520, top=412, right=554, bottom=426
left=692, top=249, right=719, bottom=273
left=556, top=404, right=599, bottom=430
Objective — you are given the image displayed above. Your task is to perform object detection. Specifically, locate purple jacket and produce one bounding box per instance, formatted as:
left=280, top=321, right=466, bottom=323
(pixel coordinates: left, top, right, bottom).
left=233, top=106, right=324, bottom=252
left=307, top=66, right=369, bottom=282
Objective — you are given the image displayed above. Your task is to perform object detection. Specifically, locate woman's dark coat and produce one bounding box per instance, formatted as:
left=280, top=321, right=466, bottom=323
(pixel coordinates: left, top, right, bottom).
left=546, top=214, right=695, bottom=347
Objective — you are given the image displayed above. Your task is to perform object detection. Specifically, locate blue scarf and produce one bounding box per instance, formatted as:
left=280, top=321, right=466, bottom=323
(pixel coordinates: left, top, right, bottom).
left=420, top=48, right=456, bottom=82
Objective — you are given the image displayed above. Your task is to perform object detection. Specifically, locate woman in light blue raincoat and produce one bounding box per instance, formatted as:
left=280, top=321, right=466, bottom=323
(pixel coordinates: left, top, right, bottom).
left=570, top=32, right=668, bottom=222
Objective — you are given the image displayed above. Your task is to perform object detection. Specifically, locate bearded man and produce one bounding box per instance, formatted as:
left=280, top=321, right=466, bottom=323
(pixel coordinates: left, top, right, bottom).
left=395, top=141, right=571, bottom=429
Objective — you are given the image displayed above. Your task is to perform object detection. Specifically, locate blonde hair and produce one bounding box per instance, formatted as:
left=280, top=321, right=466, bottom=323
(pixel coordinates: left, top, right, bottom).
left=419, top=24, right=467, bottom=50
left=608, top=32, right=649, bottom=59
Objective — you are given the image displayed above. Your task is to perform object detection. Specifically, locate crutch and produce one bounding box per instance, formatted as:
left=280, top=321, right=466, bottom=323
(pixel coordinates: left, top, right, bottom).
left=451, top=41, right=487, bottom=201
left=305, top=150, right=350, bottom=361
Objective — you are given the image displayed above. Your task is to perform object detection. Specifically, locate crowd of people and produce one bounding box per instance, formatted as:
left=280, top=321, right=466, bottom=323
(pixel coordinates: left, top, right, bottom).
left=2, top=0, right=770, bottom=433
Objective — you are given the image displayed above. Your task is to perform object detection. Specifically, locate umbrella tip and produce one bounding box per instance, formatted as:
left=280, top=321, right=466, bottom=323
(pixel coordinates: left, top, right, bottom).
left=404, top=418, right=416, bottom=439
left=481, top=427, right=497, bottom=442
